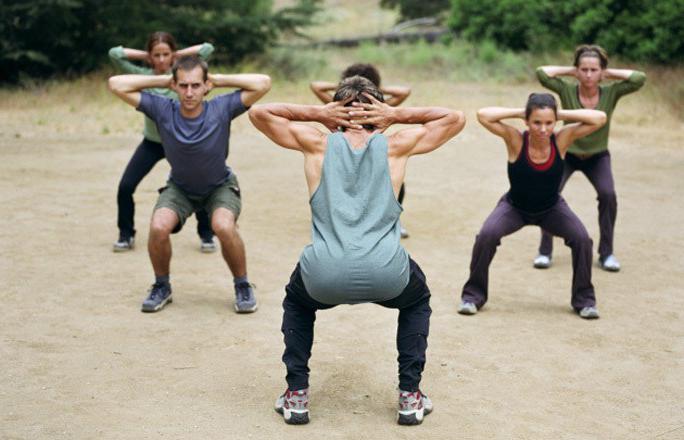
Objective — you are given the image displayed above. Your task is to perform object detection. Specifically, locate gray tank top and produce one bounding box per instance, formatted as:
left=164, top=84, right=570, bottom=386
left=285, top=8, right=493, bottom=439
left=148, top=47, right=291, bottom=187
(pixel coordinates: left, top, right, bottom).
left=299, top=132, right=410, bottom=305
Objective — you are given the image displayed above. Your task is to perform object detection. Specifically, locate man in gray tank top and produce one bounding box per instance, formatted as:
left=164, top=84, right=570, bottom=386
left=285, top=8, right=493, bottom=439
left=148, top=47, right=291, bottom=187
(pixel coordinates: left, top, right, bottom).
left=249, top=76, right=465, bottom=425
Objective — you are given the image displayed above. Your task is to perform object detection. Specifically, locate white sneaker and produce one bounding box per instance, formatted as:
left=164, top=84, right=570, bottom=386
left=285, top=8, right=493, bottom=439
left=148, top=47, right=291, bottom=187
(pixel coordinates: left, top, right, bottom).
left=399, top=222, right=409, bottom=239
left=457, top=301, right=477, bottom=315
left=600, top=255, right=620, bottom=272
left=200, top=237, right=217, bottom=253
left=579, top=306, right=600, bottom=319
left=113, top=236, right=134, bottom=252
left=533, top=254, right=552, bottom=269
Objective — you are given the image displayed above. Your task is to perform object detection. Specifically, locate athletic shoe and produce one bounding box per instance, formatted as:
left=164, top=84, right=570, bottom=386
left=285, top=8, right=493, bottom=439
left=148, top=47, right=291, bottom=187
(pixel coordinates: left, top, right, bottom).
left=599, top=255, right=620, bottom=272
left=533, top=254, right=552, bottom=269
left=457, top=301, right=477, bottom=315
left=141, top=282, right=172, bottom=313
left=234, top=282, right=258, bottom=313
left=397, top=389, right=433, bottom=425
left=578, top=306, right=600, bottom=319
left=400, top=223, right=410, bottom=239
left=113, top=236, right=135, bottom=252
left=275, top=388, right=309, bottom=425
left=200, top=237, right=217, bottom=253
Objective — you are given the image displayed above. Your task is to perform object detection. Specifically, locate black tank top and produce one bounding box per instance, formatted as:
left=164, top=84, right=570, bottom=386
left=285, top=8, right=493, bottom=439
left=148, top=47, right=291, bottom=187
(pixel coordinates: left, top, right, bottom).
left=506, top=131, right=564, bottom=213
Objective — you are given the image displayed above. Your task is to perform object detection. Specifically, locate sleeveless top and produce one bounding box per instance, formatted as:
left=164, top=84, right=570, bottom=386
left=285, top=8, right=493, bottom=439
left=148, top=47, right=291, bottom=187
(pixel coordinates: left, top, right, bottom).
left=506, top=131, right=564, bottom=213
left=299, top=132, right=410, bottom=305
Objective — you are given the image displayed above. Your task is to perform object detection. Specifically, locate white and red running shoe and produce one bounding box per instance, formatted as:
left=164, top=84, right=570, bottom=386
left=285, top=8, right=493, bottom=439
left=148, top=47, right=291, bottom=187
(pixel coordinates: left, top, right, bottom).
left=275, top=388, right=309, bottom=425
left=397, top=389, right=433, bottom=425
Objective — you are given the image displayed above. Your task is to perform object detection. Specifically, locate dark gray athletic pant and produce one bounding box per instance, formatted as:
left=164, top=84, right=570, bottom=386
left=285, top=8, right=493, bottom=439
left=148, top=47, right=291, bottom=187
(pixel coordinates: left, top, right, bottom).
left=117, top=138, right=212, bottom=240
left=539, top=151, right=617, bottom=259
left=462, top=195, right=596, bottom=311
left=282, top=258, right=431, bottom=392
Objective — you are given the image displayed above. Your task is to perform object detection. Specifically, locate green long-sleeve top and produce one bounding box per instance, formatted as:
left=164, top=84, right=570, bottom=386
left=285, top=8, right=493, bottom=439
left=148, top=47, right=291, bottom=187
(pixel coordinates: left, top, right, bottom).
left=536, top=67, right=646, bottom=156
left=108, top=43, right=215, bottom=142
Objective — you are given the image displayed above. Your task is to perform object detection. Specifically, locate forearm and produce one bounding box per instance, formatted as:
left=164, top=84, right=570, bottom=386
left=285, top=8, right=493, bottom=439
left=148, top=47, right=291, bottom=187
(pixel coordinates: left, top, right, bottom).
left=257, top=103, right=325, bottom=123
left=208, top=73, right=270, bottom=91
left=538, top=65, right=576, bottom=77
left=381, top=85, right=410, bottom=106
left=175, top=44, right=206, bottom=57
left=603, top=68, right=635, bottom=81
left=390, top=106, right=458, bottom=125
left=108, top=74, right=171, bottom=93
left=476, top=107, right=525, bottom=123
left=558, top=109, right=606, bottom=126
left=121, top=48, right=148, bottom=61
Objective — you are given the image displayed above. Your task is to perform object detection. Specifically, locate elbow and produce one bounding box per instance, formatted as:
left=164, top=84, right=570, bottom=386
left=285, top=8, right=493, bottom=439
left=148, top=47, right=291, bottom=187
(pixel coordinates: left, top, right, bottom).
left=597, top=111, right=607, bottom=127
left=248, top=105, right=268, bottom=126
left=476, top=108, right=489, bottom=124
left=258, top=75, right=272, bottom=94
left=107, top=77, right=121, bottom=94
left=450, top=110, right=466, bottom=131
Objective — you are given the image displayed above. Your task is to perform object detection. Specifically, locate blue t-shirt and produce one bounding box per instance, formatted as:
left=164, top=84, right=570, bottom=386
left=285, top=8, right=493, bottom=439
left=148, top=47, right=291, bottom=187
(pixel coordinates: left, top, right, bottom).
left=137, top=91, right=247, bottom=196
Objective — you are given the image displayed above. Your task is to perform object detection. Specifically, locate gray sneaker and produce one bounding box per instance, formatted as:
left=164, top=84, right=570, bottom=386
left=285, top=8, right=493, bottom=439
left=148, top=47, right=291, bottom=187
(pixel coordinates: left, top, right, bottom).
left=579, top=306, right=600, bottom=319
left=533, top=254, right=552, bottom=269
left=599, top=255, right=620, bottom=272
left=397, top=389, right=433, bottom=425
left=275, top=388, right=309, bottom=425
left=457, top=301, right=477, bottom=315
left=200, top=237, right=217, bottom=253
left=113, top=236, right=134, bottom=252
left=234, top=282, right=257, bottom=313
left=141, top=282, right=172, bottom=313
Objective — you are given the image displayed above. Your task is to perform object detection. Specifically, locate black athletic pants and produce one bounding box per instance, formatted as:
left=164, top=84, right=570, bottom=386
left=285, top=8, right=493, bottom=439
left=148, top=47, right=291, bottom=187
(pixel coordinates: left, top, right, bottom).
left=117, top=138, right=212, bottom=240
left=281, top=258, right=431, bottom=392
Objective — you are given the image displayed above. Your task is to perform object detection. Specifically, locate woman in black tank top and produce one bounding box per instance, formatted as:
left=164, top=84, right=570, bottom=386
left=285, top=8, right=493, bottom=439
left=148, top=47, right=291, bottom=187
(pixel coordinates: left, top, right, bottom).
left=459, top=93, right=607, bottom=320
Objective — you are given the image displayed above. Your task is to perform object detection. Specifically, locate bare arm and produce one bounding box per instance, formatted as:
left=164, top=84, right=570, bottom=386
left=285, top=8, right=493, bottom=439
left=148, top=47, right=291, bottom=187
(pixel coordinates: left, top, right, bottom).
left=381, top=85, right=411, bottom=106
left=555, top=109, right=607, bottom=153
left=208, top=73, right=271, bottom=107
left=120, top=48, right=149, bottom=61
left=108, top=74, right=171, bottom=107
left=175, top=44, right=206, bottom=57
left=602, top=68, right=636, bottom=81
left=248, top=104, right=344, bottom=152
left=350, top=94, right=464, bottom=156
left=476, top=107, right=525, bottom=160
left=310, top=81, right=336, bottom=104
left=538, top=65, right=577, bottom=77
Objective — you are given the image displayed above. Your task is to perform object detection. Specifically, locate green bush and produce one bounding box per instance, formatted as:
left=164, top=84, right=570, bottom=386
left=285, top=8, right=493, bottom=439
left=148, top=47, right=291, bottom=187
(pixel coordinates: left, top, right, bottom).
left=448, top=0, right=684, bottom=63
left=0, top=0, right=319, bottom=83
left=380, top=0, right=451, bottom=20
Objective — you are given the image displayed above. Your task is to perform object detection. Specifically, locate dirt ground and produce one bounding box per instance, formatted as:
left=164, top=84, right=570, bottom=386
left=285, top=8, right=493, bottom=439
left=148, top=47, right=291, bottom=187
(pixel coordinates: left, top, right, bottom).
left=1, top=77, right=683, bottom=440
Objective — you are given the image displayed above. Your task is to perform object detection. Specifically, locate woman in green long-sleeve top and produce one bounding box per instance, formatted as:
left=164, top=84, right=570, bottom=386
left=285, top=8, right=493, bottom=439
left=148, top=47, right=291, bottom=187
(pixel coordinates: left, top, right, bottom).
left=108, top=32, right=215, bottom=252
left=532, top=44, right=646, bottom=272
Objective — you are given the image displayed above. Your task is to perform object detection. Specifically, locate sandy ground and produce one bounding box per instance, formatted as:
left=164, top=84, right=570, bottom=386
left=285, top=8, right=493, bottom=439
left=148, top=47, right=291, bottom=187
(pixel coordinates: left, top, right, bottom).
left=1, top=78, right=683, bottom=440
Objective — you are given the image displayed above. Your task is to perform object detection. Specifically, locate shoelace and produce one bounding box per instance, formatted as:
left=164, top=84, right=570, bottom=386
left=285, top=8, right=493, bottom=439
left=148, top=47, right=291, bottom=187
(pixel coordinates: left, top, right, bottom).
left=149, top=283, right=168, bottom=300
left=235, top=283, right=254, bottom=301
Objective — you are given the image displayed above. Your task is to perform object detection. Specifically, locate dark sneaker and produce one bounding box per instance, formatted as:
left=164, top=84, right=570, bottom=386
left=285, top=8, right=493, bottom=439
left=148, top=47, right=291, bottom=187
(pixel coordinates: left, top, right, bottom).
left=113, top=236, right=135, bottom=252
left=397, top=389, right=433, bottom=425
left=200, top=237, right=217, bottom=253
left=275, top=388, right=309, bottom=425
left=234, top=282, right=257, bottom=313
left=141, top=282, right=172, bottom=313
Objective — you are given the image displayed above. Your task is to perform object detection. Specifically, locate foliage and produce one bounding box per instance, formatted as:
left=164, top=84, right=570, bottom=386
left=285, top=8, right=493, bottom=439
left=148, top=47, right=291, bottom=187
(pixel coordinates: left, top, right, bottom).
left=448, top=0, right=684, bottom=63
left=0, top=0, right=320, bottom=83
left=380, top=0, right=450, bottom=21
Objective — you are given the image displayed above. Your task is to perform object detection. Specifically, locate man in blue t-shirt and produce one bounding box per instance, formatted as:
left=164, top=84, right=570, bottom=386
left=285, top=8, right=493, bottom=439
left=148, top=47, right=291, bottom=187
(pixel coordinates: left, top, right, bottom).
left=109, top=56, right=271, bottom=313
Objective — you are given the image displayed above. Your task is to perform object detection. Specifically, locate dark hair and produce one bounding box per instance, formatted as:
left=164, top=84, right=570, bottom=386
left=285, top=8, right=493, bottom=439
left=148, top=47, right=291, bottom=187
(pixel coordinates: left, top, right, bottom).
left=146, top=31, right=177, bottom=53
left=341, top=63, right=381, bottom=87
left=172, top=55, right=208, bottom=81
left=333, top=76, right=384, bottom=130
left=525, top=93, right=557, bottom=120
left=573, top=44, right=608, bottom=69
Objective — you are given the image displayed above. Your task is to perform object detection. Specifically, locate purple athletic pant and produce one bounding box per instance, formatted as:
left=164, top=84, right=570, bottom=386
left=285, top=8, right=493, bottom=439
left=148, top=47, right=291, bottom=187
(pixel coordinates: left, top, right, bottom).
left=462, top=196, right=596, bottom=310
left=539, top=151, right=617, bottom=259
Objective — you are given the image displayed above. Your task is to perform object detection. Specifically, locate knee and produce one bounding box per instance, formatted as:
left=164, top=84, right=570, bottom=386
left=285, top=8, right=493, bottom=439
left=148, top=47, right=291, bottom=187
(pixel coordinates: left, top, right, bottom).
left=597, top=190, right=617, bottom=204
left=566, top=229, right=592, bottom=249
left=212, top=217, right=237, bottom=238
left=149, top=216, right=174, bottom=238
left=476, top=228, right=501, bottom=248
left=118, top=178, right=137, bottom=196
